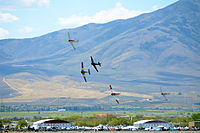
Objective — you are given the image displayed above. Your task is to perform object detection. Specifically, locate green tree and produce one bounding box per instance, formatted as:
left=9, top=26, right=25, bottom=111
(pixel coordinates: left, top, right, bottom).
left=106, top=114, right=117, bottom=121
left=67, top=116, right=80, bottom=122
left=18, top=120, right=28, bottom=129
left=75, top=121, right=86, bottom=127
left=15, top=125, right=19, bottom=130
left=2, top=119, right=11, bottom=124
left=108, top=119, right=119, bottom=126
left=132, top=114, right=144, bottom=123
left=0, top=121, right=3, bottom=129
left=86, top=119, right=98, bottom=127
left=118, top=118, right=128, bottom=125
left=191, top=113, right=200, bottom=121
left=98, top=118, right=107, bottom=125
left=86, top=118, right=108, bottom=127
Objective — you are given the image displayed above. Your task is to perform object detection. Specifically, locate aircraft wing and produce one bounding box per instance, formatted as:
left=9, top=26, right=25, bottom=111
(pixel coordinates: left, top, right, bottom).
left=109, top=85, right=112, bottom=90
left=90, top=56, right=94, bottom=63
left=70, top=42, right=76, bottom=50
left=112, top=95, right=119, bottom=104
left=115, top=99, right=119, bottom=104
left=92, top=64, right=99, bottom=72
left=109, top=85, right=114, bottom=93
left=163, top=95, right=168, bottom=101
left=82, top=74, right=87, bottom=82
left=81, top=62, right=84, bottom=69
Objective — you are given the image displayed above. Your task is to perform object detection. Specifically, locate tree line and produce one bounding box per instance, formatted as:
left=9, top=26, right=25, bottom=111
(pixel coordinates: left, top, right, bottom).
left=0, top=113, right=199, bottom=129
left=66, top=113, right=200, bottom=127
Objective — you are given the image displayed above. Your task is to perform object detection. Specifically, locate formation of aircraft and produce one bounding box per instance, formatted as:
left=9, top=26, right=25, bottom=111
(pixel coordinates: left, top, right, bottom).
left=81, top=62, right=90, bottom=82
left=79, top=56, right=101, bottom=83
left=66, top=31, right=171, bottom=105
left=90, top=56, right=101, bottom=72
left=160, top=87, right=170, bottom=101
left=68, top=32, right=79, bottom=50
left=109, top=85, right=120, bottom=104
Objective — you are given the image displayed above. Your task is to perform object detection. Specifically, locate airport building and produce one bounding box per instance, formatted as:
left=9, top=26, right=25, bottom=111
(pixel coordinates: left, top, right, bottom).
left=134, top=119, right=174, bottom=130
left=32, top=119, right=74, bottom=130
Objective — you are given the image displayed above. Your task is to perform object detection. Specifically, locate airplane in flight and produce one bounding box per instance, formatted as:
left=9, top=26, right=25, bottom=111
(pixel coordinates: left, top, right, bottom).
left=67, top=32, right=79, bottom=50
left=109, top=85, right=120, bottom=104
left=81, top=62, right=90, bottom=82
left=90, top=56, right=101, bottom=72
left=160, top=87, right=170, bottom=101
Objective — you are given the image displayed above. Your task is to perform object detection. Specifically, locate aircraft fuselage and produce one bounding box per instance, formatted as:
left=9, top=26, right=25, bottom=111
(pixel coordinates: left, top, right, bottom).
left=69, top=39, right=78, bottom=42
left=161, top=93, right=168, bottom=96
left=111, top=93, right=120, bottom=96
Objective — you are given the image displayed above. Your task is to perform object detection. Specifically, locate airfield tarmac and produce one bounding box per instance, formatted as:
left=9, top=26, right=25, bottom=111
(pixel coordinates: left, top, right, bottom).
left=11, top=131, right=200, bottom=133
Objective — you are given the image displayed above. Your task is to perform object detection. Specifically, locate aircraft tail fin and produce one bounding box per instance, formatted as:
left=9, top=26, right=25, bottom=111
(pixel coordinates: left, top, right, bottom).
left=98, top=62, right=101, bottom=67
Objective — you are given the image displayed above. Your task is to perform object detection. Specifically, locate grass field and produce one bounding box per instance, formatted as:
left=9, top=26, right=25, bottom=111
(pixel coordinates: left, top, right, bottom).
left=0, top=109, right=196, bottom=119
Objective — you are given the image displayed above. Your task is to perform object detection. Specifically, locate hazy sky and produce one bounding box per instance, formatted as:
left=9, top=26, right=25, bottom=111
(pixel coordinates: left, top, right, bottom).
left=0, top=0, right=179, bottom=39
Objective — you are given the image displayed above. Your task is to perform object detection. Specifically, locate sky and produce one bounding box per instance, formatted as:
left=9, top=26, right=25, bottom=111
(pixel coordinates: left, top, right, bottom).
left=0, top=0, right=179, bottom=39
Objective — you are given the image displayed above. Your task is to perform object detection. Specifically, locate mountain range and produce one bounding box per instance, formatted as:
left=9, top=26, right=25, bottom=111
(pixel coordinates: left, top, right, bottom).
left=0, top=0, right=200, bottom=108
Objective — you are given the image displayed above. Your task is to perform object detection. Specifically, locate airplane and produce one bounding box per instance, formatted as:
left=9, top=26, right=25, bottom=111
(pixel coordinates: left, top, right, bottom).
left=109, top=85, right=120, bottom=104
left=81, top=62, right=90, bottom=82
left=160, top=87, right=170, bottom=101
left=67, top=32, right=79, bottom=50
left=90, top=56, right=101, bottom=72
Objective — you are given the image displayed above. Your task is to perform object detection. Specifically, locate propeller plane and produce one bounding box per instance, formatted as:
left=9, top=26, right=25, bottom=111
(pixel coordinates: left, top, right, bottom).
left=109, top=85, right=120, bottom=104
left=81, top=62, right=90, bottom=82
left=90, top=56, right=101, bottom=72
left=160, top=87, right=170, bottom=101
left=67, top=32, right=79, bottom=50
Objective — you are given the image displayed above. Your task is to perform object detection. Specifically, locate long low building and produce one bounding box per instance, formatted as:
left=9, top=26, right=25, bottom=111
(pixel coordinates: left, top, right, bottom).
left=32, top=119, right=74, bottom=130
left=134, top=119, right=174, bottom=130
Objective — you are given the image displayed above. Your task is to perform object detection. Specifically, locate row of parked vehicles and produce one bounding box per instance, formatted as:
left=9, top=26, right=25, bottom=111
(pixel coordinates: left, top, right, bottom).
left=34, top=125, right=200, bottom=131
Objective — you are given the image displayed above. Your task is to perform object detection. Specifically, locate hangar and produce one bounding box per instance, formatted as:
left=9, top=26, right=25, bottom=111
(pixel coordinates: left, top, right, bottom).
left=134, top=119, right=174, bottom=130
left=32, top=119, right=74, bottom=130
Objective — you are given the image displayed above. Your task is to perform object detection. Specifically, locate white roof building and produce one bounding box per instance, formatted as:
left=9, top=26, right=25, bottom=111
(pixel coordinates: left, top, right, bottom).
left=32, top=119, right=74, bottom=130
left=134, top=119, right=174, bottom=130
